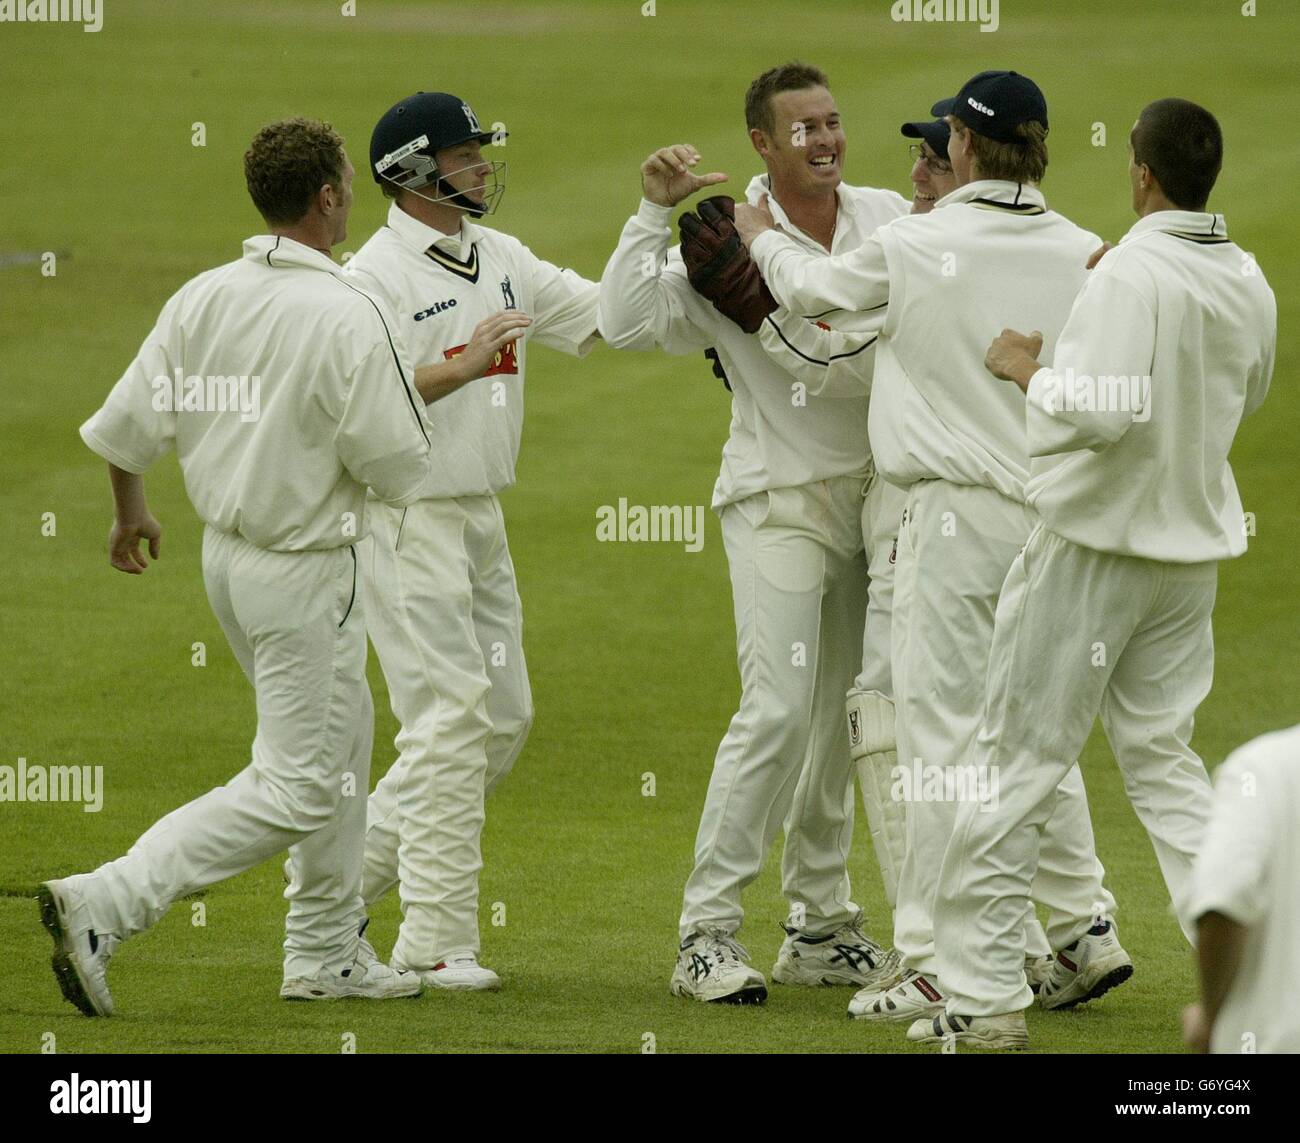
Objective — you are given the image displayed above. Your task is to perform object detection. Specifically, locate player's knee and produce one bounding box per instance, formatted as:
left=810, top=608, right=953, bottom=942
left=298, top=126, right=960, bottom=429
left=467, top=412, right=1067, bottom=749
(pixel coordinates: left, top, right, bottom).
left=278, top=775, right=345, bottom=831
left=740, top=694, right=812, bottom=748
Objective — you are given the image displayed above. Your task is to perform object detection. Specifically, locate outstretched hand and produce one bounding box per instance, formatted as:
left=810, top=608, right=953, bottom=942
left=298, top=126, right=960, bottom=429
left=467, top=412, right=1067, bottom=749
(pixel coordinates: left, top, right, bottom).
left=641, top=144, right=728, bottom=208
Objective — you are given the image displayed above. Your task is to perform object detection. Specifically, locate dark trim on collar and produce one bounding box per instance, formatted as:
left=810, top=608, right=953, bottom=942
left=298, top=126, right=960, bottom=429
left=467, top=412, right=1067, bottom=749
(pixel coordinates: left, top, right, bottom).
left=424, top=242, right=480, bottom=283
left=969, top=197, right=1046, bottom=216
left=266, top=235, right=281, bottom=267
left=1166, top=231, right=1231, bottom=245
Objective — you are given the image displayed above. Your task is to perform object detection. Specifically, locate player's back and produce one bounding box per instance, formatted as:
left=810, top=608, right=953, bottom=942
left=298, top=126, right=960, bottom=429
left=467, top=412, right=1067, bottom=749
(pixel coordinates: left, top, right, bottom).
left=82, top=235, right=431, bottom=551
left=869, top=180, right=1100, bottom=503
left=1026, top=214, right=1276, bottom=562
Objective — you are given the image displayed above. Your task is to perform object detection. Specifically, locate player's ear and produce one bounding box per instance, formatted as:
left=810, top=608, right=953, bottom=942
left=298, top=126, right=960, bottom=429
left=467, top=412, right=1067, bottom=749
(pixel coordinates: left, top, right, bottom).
left=749, top=127, right=770, bottom=160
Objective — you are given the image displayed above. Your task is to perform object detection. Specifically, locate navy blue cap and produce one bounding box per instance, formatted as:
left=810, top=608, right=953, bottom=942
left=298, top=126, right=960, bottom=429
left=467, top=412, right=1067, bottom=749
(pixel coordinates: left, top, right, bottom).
left=370, top=92, right=501, bottom=185
left=931, top=71, right=1047, bottom=143
left=901, top=118, right=951, bottom=161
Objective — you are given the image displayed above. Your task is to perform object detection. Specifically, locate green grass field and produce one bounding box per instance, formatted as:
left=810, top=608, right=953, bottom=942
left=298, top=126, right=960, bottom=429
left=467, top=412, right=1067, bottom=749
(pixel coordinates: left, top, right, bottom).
left=1, top=0, right=1295, bottom=1054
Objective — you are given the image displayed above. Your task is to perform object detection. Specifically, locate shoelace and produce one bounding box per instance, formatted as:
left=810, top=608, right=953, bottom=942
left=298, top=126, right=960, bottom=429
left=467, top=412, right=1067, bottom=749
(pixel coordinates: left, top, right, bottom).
left=702, top=931, right=751, bottom=967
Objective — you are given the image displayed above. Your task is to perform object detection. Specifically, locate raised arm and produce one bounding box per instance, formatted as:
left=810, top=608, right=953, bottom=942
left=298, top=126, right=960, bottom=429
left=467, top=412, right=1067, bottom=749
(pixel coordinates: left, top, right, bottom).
left=598, top=144, right=727, bottom=354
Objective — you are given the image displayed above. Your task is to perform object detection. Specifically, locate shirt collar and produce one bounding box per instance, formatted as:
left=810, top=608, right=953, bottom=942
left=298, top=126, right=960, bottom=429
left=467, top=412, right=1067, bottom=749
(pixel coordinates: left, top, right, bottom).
left=385, top=200, right=474, bottom=259
left=745, top=173, right=857, bottom=240
left=242, top=234, right=341, bottom=273
left=935, top=179, right=1047, bottom=211
left=1121, top=209, right=1228, bottom=243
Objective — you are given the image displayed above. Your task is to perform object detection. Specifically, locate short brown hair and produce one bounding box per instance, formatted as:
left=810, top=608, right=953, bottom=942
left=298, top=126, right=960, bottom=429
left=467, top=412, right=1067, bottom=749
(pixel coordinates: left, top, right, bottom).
left=1131, top=98, right=1222, bottom=210
left=745, top=62, right=829, bottom=135
left=244, top=118, right=346, bottom=225
left=956, top=118, right=1048, bottom=184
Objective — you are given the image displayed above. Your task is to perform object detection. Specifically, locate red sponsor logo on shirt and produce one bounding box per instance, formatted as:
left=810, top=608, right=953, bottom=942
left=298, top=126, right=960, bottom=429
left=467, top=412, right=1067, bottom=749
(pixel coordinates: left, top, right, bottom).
left=443, top=340, right=519, bottom=376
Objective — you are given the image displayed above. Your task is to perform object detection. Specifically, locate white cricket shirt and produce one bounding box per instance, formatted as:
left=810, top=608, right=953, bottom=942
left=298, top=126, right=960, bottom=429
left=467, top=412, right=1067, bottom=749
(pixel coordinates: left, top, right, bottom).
left=1024, top=210, right=1275, bottom=561
left=345, top=202, right=600, bottom=500
left=752, top=180, right=1101, bottom=503
left=599, top=174, right=908, bottom=510
left=1188, top=724, right=1300, bottom=1054
left=80, top=235, right=433, bottom=551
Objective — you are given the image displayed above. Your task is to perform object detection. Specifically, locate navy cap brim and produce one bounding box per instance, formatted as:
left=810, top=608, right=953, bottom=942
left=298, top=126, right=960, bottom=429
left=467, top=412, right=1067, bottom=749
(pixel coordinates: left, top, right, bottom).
left=901, top=119, right=951, bottom=161
left=443, top=129, right=503, bottom=149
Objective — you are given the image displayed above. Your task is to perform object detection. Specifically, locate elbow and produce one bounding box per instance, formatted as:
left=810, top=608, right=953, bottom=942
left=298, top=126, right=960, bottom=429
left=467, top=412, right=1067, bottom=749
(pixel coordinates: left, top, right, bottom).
left=374, top=455, right=431, bottom=507
left=597, top=307, right=657, bottom=352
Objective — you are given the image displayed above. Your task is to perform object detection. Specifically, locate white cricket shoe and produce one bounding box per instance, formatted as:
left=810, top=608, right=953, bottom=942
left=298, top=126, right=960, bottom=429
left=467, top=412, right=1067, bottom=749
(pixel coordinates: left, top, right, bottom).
left=848, top=969, right=946, bottom=1021
left=906, top=1010, right=1029, bottom=1051
left=670, top=927, right=768, bottom=1004
left=1040, top=921, right=1133, bottom=1011
left=281, top=940, right=423, bottom=1001
left=37, top=879, right=118, bottom=1018
left=772, top=913, right=902, bottom=990
left=414, top=955, right=502, bottom=992
left=1025, top=953, right=1054, bottom=995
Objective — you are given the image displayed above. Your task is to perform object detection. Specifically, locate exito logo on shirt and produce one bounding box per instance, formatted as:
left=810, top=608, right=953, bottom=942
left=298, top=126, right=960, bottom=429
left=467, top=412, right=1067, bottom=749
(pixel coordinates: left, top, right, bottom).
left=443, top=340, right=519, bottom=376
left=414, top=298, right=457, bottom=321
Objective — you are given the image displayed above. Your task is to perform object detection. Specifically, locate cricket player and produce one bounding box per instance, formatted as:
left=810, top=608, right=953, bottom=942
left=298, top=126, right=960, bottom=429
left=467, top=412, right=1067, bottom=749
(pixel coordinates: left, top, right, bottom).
left=601, top=62, right=912, bottom=1005
left=735, top=71, right=1122, bottom=1031
left=333, top=92, right=600, bottom=990
left=39, top=118, right=434, bottom=1015
left=927, top=98, right=1276, bottom=1049
left=752, top=112, right=1108, bottom=1010
left=1184, top=724, right=1300, bottom=1054
left=754, top=117, right=957, bottom=919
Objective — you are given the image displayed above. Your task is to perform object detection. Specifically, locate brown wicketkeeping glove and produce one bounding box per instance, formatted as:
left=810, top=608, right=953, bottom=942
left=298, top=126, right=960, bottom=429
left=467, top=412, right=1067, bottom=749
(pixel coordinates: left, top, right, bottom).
left=679, top=196, right=778, bottom=334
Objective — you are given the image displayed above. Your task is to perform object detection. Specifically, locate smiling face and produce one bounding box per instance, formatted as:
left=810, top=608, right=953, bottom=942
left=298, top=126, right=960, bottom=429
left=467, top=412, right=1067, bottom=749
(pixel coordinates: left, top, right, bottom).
left=752, top=85, right=845, bottom=198
left=909, top=140, right=956, bottom=213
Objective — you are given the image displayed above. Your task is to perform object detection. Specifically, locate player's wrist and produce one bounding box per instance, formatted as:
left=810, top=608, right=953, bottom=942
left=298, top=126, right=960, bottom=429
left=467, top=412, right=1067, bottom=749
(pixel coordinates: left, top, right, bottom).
left=637, top=197, right=674, bottom=224
left=1010, top=355, right=1042, bottom=390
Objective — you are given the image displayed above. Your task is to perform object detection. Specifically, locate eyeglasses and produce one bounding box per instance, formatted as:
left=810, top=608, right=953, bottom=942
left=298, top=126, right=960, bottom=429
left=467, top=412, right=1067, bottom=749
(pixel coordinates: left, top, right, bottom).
left=908, top=143, right=952, bottom=176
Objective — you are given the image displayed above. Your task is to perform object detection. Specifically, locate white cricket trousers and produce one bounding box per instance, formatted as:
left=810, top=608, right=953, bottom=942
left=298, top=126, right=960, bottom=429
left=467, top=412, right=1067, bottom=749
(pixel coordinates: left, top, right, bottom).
left=891, top=481, right=1115, bottom=977
left=69, top=526, right=372, bottom=978
left=936, top=525, right=1217, bottom=1015
left=679, top=476, right=868, bottom=940
left=360, top=495, right=533, bottom=969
